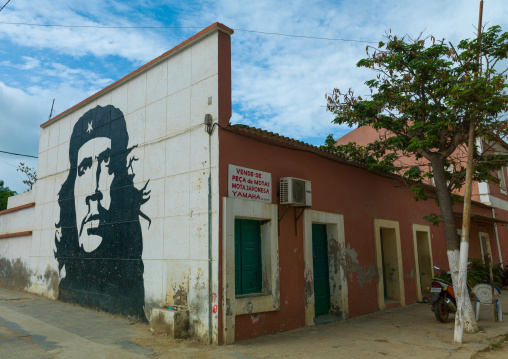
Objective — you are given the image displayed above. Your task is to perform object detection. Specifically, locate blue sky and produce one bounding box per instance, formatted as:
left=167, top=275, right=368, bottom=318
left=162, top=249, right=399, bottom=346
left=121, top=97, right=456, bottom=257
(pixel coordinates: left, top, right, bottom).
left=0, top=0, right=507, bottom=193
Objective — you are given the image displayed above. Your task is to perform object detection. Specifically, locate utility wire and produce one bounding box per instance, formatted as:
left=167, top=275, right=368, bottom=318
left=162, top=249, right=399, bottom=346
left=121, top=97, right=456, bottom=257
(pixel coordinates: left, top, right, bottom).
left=0, top=22, right=202, bottom=29
left=0, top=21, right=377, bottom=43
left=0, top=0, right=10, bottom=13
left=234, top=29, right=377, bottom=43
left=0, top=150, right=38, bottom=158
left=0, top=158, right=17, bottom=168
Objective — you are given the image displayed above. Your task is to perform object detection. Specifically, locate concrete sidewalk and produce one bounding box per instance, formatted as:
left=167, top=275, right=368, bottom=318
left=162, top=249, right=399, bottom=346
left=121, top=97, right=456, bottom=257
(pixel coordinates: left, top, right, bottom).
left=0, top=286, right=507, bottom=358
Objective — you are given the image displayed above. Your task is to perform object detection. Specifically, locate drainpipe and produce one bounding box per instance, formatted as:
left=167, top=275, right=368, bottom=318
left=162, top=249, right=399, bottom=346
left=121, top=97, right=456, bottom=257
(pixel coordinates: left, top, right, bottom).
left=492, top=208, right=503, bottom=265
left=204, top=114, right=217, bottom=344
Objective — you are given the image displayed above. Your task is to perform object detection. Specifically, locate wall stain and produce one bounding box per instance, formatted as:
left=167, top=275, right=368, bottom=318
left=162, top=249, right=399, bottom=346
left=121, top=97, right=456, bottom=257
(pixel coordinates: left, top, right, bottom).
left=225, top=298, right=232, bottom=316
left=0, top=257, right=31, bottom=289
left=262, top=265, right=271, bottom=292
left=173, top=284, right=188, bottom=306
left=43, top=267, right=59, bottom=298
left=344, top=244, right=377, bottom=287
left=304, top=269, right=314, bottom=308
left=405, top=267, right=416, bottom=279
left=196, top=267, right=204, bottom=281
left=328, top=237, right=341, bottom=274
left=274, top=255, right=280, bottom=304
left=251, top=313, right=265, bottom=325
left=243, top=300, right=253, bottom=314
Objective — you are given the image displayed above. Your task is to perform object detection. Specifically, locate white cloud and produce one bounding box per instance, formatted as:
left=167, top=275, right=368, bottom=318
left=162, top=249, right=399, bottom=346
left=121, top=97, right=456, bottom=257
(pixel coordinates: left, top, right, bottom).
left=1, top=0, right=507, bottom=193
left=0, top=80, right=92, bottom=192
left=182, top=0, right=508, bottom=144
left=0, top=81, right=44, bottom=192
left=0, top=0, right=171, bottom=63
left=1, top=56, right=41, bottom=70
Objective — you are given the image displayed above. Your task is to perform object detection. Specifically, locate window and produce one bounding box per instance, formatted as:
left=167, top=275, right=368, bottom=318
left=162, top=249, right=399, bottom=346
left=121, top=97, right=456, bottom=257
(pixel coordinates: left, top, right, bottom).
left=235, top=219, right=262, bottom=295
left=223, top=197, right=280, bottom=344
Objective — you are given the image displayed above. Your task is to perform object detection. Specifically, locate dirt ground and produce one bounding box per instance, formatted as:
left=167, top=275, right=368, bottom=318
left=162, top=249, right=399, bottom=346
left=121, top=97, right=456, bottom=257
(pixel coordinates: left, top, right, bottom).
left=1, top=285, right=508, bottom=359
left=131, top=327, right=215, bottom=358
left=473, top=334, right=508, bottom=358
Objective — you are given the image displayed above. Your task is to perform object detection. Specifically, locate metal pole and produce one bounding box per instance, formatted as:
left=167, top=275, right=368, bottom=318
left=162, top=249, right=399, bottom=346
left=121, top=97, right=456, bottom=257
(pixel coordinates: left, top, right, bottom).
left=208, top=128, right=213, bottom=344
left=205, top=118, right=218, bottom=344
left=48, top=99, right=55, bottom=120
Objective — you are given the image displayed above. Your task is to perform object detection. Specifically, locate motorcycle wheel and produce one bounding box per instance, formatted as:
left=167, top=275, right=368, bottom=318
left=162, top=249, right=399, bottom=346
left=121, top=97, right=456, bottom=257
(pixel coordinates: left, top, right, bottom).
left=433, top=298, right=449, bottom=322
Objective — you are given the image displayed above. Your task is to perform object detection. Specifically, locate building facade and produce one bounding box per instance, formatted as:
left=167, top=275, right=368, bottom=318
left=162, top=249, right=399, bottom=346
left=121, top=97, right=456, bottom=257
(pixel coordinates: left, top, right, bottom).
left=0, top=23, right=507, bottom=345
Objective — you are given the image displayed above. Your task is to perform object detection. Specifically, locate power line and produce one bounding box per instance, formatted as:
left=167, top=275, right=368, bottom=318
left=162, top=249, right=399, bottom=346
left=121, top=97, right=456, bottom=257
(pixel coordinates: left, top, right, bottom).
left=0, top=150, right=38, bottom=158
left=234, top=29, right=377, bottom=43
left=0, top=158, right=17, bottom=168
left=0, top=0, right=10, bottom=13
left=0, top=21, right=377, bottom=43
left=0, top=22, right=202, bottom=29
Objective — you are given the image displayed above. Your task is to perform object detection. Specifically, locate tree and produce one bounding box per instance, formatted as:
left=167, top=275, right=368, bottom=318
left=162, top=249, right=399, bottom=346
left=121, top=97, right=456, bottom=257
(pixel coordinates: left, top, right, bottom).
left=323, top=25, right=508, bottom=334
left=17, top=163, right=37, bottom=191
left=0, top=180, right=17, bottom=211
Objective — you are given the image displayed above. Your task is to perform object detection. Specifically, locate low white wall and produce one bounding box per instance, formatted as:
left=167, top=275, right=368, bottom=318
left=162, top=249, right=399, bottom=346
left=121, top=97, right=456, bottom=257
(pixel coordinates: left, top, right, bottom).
left=0, top=206, right=34, bottom=235
left=0, top=194, right=37, bottom=295
left=7, top=191, right=34, bottom=209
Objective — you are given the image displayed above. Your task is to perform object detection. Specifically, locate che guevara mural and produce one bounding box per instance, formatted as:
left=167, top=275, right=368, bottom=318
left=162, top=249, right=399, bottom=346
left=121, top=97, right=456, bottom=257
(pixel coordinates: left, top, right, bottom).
left=54, top=105, right=151, bottom=319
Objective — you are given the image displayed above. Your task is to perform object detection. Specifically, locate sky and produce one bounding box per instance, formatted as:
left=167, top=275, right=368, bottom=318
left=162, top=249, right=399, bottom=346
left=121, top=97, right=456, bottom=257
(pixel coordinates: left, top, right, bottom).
left=0, top=0, right=507, bottom=193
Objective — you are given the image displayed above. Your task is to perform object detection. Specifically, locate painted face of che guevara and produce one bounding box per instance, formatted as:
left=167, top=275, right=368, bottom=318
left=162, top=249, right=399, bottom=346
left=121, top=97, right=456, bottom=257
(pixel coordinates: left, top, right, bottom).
left=74, top=137, right=114, bottom=252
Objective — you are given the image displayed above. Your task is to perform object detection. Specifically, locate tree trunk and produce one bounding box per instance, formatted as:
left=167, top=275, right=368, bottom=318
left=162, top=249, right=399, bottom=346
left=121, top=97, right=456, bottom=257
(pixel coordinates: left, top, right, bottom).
left=430, top=157, right=478, bottom=333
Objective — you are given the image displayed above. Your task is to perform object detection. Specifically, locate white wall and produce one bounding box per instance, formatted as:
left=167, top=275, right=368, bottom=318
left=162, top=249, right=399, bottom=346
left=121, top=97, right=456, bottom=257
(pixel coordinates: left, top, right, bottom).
left=0, top=206, right=34, bottom=235
left=0, top=189, right=37, bottom=295
left=7, top=190, right=34, bottom=209
left=7, top=28, right=223, bottom=341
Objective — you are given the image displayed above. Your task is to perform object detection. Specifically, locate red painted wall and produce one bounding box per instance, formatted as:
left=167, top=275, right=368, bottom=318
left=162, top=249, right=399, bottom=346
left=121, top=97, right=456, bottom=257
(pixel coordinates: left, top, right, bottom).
left=218, top=128, right=503, bottom=342
left=217, top=29, right=232, bottom=345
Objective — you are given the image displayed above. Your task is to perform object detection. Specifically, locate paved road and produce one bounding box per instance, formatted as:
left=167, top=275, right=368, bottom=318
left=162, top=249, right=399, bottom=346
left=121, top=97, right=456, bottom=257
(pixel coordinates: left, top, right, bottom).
left=0, top=286, right=507, bottom=358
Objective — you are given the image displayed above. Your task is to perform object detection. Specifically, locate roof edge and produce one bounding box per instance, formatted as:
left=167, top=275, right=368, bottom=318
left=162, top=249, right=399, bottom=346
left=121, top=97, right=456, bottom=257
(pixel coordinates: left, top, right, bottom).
left=41, top=22, right=234, bottom=128
left=228, top=124, right=493, bottom=211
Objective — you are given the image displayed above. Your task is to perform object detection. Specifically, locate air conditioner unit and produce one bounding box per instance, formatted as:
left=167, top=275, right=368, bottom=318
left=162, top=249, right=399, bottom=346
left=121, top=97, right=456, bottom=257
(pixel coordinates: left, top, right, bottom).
left=280, top=177, right=312, bottom=207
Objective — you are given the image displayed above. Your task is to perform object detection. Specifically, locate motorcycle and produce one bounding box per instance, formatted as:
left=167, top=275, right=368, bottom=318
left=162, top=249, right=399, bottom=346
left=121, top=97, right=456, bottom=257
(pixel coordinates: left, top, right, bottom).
left=429, top=265, right=473, bottom=322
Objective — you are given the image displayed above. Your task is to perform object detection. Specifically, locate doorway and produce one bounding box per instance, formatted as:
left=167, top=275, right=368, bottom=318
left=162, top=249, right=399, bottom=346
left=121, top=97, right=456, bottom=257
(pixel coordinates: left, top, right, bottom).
left=416, top=231, right=432, bottom=295
left=380, top=228, right=401, bottom=302
left=303, top=210, right=348, bottom=326
left=312, top=224, right=330, bottom=316
left=374, top=219, right=405, bottom=310
left=412, top=224, right=433, bottom=301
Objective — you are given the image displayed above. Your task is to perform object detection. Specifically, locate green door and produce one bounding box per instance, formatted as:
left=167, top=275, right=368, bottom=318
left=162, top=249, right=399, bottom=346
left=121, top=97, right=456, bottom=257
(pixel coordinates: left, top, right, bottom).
left=312, top=224, right=330, bottom=316
left=235, top=219, right=262, bottom=295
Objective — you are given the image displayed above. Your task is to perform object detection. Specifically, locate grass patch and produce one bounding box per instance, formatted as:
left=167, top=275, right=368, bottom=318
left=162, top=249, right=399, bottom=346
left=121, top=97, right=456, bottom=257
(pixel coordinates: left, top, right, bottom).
left=491, top=343, right=502, bottom=349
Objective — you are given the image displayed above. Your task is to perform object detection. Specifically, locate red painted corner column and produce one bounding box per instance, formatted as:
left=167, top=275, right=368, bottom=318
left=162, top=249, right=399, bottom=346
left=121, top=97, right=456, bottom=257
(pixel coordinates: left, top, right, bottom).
left=217, top=26, right=233, bottom=345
